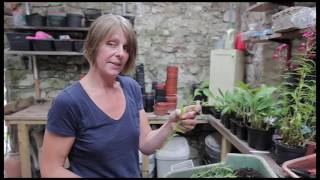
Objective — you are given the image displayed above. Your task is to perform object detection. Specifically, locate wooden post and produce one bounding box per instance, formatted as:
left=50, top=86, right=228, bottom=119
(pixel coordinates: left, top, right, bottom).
left=220, top=137, right=232, bottom=161
left=17, top=124, right=32, bottom=177
left=141, top=154, right=149, bottom=177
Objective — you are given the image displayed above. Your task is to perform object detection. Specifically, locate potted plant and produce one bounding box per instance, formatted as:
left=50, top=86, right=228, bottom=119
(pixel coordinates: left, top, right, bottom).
left=231, top=82, right=253, bottom=140
left=218, top=89, right=238, bottom=133
left=211, top=89, right=233, bottom=129
left=273, top=56, right=316, bottom=164
left=245, top=84, right=282, bottom=151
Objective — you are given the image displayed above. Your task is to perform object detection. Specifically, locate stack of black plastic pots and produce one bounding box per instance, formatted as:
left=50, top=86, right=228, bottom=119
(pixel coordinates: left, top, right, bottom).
left=84, top=8, right=101, bottom=27
left=135, top=63, right=145, bottom=95
left=155, top=83, right=166, bottom=103
left=144, top=92, right=155, bottom=112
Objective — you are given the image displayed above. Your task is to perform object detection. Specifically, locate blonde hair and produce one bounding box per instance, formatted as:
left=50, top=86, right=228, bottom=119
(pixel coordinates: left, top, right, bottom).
left=83, top=14, right=137, bottom=74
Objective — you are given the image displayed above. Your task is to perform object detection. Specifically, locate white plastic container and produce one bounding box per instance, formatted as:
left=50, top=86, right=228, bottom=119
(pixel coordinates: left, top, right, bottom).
left=156, top=136, right=190, bottom=177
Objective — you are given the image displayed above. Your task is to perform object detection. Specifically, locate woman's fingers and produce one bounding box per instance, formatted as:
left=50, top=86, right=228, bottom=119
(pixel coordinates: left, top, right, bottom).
left=180, top=111, right=197, bottom=119
left=177, top=119, right=198, bottom=132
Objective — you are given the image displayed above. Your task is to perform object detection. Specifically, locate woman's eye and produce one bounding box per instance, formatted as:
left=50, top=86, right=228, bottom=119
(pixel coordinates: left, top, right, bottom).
left=106, top=41, right=117, bottom=47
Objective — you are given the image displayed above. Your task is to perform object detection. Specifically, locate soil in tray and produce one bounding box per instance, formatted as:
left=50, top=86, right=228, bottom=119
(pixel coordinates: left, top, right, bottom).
left=234, top=168, right=264, bottom=178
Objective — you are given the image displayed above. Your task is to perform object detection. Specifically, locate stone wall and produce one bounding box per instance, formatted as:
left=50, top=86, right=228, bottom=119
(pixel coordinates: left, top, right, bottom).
left=4, top=2, right=239, bottom=104
left=4, top=2, right=314, bottom=105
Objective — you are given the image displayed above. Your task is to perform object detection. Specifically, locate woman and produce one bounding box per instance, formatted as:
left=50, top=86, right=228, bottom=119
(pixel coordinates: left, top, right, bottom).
left=40, top=14, right=201, bottom=178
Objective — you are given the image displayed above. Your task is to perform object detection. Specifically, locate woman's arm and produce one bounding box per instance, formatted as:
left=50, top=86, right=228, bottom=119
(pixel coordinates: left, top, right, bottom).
left=139, top=104, right=201, bottom=155
left=40, top=129, right=80, bottom=178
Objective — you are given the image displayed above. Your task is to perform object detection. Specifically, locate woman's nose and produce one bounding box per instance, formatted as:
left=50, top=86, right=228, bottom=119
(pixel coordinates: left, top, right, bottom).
left=115, top=46, right=125, bottom=57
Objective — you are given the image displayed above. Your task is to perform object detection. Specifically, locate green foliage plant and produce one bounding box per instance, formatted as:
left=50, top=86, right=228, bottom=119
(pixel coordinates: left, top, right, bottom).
left=246, top=84, right=282, bottom=131
left=278, top=56, right=316, bottom=147
left=191, top=164, right=237, bottom=178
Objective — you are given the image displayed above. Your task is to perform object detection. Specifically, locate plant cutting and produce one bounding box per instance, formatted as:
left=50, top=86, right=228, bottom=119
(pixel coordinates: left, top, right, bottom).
left=192, top=80, right=216, bottom=115
left=193, top=80, right=209, bottom=103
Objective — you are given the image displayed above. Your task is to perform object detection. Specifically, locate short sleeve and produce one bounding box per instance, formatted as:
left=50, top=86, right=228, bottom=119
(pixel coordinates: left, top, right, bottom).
left=46, top=91, right=79, bottom=136
left=123, top=76, right=144, bottom=111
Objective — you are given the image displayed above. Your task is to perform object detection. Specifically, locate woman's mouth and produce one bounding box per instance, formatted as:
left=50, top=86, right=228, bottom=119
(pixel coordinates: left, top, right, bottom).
left=109, top=61, right=121, bottom=67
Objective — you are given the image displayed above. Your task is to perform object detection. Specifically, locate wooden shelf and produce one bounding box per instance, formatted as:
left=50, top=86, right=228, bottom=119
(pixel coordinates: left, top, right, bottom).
left=4, top=48, right=83, bottom=56
left=246, top=2, right=275, bottom=12
left=244, top=28, right=307, bottom=43
left=5, top=26, right=89, bottom=32
left=246, top=2, right=294, bottom=12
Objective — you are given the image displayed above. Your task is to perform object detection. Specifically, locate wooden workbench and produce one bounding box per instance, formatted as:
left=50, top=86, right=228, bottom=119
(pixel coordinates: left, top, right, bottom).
left=4, top=101, right=287, bottom=177
left=3, top=101, right=207, bottom=177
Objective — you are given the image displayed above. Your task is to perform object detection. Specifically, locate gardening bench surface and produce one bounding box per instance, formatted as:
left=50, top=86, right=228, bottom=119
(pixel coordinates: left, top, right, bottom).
left=3, top=101, right=208, bottom=178
left=4, top=102, right=287, bottom=178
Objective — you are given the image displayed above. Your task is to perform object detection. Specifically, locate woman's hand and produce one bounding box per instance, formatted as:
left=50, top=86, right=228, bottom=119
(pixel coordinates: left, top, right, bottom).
left=168, top=104, right=202, bottom=133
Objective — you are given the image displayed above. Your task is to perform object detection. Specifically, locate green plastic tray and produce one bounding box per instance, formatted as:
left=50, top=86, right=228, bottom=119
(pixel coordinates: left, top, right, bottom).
left=164, top=153, right=278, bottom=178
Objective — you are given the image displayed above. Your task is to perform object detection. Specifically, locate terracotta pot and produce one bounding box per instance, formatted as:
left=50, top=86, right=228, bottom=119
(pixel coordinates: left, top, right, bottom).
left=305, top=141, right=316, bottom=155
left=167, top=65, right=178, bottom=73
left=166, top=102, right=177, bottom=110
left=165, top=78, right=178, bottom=95
left=155, top=102, right=168, bottom=109
left=4, top=152, right=21, bottom=178
left=167, top=74, right=178, bottom=79
left=166, top=95, right=177, bottom=103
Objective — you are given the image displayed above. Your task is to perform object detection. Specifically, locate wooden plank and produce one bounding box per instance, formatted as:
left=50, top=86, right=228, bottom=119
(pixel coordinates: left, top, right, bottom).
left=245, top=28, right=307, bottom=43
left=141, top=154, right=150, bottom=177
left=246, top=2, right=294, bottom=12
left=246, top=2, right=275, bottom=12
left=18, top=124, right=32, bottom=177
left=207, top=116, right=253, bottom=154
left=5, top=120, right=47, bottom=125
left=4, top=101, right=51, bottom=121
left=220, top=137, right=232, bottom=161
left=4, top=48, right=83, bottom=56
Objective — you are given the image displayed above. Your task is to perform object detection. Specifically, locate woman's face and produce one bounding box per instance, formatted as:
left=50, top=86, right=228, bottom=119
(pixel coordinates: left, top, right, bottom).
left=94, top=28, right=129, bottom=77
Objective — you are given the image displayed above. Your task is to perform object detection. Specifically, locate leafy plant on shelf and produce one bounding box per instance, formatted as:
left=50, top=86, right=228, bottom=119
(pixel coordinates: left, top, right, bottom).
left=218, top=89, right=237, bottom=118
left=193, top=80, right=210, bottom=105
left=245, top=84, right=282, bottom=131
left=230, top=82, right=253, bottom=125
left=277, top=56, right=316, bottom=147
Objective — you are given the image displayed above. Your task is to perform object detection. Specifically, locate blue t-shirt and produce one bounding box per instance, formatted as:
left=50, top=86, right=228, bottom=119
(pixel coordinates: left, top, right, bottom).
left=46, top=75, right=144, bottom=178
